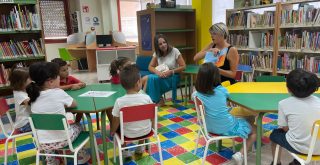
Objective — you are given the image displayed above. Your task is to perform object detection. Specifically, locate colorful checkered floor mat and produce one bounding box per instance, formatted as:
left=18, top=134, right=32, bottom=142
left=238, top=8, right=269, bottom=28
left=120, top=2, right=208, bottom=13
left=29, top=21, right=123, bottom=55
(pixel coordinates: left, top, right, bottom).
left=0, top=99, right=278, bottom=165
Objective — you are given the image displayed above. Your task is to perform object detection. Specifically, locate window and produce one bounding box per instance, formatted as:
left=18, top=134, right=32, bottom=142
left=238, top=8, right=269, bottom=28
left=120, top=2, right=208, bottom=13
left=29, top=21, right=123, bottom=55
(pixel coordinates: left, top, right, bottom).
left=119, top=0, right=192, bottom=42
left=39, top=0, right=71, bottom=42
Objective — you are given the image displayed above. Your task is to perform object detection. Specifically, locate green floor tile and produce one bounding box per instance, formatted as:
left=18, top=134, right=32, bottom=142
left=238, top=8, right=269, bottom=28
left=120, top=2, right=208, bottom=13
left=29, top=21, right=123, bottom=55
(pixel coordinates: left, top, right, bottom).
left=16, top=138, right=34, bottom=146
left=178, top=120, right=193, bottom=127
left=18, top=155, right=36, bottom=165
left=0, top=154, right=17, bottom=163
left=190, top=112, right=197, bottom=117
left=158, top=126, right=171, bottom=134
left=174, top=111, right=187, bottom=116
left=176, top=152, right=199, bottom=164
left=171, top=136, right=190, bottom=144
left=158, top=116, right=166, bottom=121
left=135, top=155, right=156, bottom=165
left=184, top=104, right=195, bottom=109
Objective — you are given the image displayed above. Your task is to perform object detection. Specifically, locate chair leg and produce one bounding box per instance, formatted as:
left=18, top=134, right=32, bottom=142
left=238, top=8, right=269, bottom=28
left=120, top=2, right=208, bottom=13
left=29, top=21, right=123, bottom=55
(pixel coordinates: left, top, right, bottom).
left=12, top=138, right=16, bottom=154
left=243, top=139, right=247, bottom=165
left=74, top=151, right=78, bottom=165
left=36, top=150, right=40, bottom=165
left=202, top=143, right=210, bottom=165
left=157, top=136, right=163, bottom=165
left=94, top=137, right=101, bottom=164
left=180, top=87, right=184, bottom=101
left=194, top=130, right=201, bottom=154
left=4, top=138, right=10, bottom=165
left=232, top=139, right=236, bottom=152
left=63, top=150, right=67, bottom=164
left=113, top=138, right=117, bottom=163
left=273, top=144, right=280, bottom=165
left=118, top=143, right=123, bottom=165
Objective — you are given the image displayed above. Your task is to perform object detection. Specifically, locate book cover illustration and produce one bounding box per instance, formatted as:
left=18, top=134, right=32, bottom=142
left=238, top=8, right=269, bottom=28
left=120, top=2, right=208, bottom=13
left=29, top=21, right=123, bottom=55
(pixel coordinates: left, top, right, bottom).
left=204, top=47, right=228, bottom=67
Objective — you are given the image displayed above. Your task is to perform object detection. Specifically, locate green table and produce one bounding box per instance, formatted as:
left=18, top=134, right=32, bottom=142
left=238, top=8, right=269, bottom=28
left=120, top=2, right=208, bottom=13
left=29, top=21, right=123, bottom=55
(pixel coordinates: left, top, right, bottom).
left=66, top=83, right=126, bottom=165
left=229, top=93, right=320, bottom=165
left=182, top=64, right=199, bottom=104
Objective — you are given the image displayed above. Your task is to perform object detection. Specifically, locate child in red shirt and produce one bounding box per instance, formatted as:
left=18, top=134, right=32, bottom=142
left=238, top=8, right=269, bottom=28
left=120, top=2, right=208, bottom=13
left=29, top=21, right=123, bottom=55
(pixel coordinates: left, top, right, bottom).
left=110, top=57, right=131, bottom=84
left=51, top=58, right=86, bottom=90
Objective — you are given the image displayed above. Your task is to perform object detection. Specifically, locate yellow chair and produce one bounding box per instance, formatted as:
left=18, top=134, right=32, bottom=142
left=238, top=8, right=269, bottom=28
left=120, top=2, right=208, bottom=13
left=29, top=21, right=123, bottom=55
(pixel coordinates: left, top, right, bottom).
left=273, top=120, right=320, bottom=165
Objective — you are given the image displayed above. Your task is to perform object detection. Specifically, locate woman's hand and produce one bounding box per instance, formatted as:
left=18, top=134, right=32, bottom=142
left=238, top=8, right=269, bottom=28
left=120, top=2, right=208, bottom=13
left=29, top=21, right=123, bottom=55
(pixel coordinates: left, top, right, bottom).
left=207, top=48, right=220, bottom=55
left=162, top=70, right=173, bottom=78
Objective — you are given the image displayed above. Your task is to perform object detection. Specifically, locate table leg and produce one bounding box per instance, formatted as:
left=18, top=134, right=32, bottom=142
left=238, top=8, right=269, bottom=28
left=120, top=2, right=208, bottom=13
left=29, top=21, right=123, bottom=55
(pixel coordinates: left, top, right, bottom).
left=256, top=112, right=265, bottom=165
left=184, top=75, right=188, bottom=105
left=100, top=111, right=108, bottom=165
left=85, top=113, right=97, bottom=165
left=189, top=75, right=193, bottom=100
left=96, top=112, right=100, bottom=130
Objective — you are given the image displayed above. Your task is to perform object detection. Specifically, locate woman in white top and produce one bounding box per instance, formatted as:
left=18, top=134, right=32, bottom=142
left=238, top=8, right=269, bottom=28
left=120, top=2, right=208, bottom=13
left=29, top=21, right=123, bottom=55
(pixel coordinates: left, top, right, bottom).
left=26, top=62, right=89, bottom=165
left=142, top=34, right=186, bottom=105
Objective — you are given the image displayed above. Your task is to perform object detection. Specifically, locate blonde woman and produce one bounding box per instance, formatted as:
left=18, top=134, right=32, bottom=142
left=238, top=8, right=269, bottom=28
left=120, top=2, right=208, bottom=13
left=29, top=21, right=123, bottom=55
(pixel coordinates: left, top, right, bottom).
left=194, top=22, right=239, bottom=84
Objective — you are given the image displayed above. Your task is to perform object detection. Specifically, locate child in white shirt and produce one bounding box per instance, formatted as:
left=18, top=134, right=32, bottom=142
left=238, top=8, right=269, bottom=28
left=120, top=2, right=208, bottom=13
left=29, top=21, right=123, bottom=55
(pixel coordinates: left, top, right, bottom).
left=26, top=62, right=90, bottom=165
left=9, top=67, right=32, bottom=133
left=270, top=69, right=320, bottom=165
left=111, top=64, right=153, bottom=158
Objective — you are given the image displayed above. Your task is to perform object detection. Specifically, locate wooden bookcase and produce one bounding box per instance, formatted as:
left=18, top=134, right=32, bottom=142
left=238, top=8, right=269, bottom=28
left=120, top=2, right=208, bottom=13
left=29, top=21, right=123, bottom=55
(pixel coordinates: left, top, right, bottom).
left=227, top=0, right=320, bottom=78
left=0, top=0, right=46, bottom=96
left=137, top=8, right=196, bottom=64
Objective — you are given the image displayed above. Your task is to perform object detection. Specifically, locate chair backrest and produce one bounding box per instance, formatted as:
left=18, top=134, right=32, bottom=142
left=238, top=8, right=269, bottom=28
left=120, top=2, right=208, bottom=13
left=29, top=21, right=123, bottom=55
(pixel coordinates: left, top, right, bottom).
left=255, top=75, right=285, bottom=82
left=0, top=98, right=14, bottom=137
left=29, top=114, right=76, bottom=151
left=193, top=96, right=210, bottom=138
left=119, top=103, right=157, bottom=143
left=305, top=120, right=320, bottom=162
left=59, top=48, right=75, bottom=61
left=235, top=70, right=243, bottom=82
left=136, top=55, right=152, bottom=71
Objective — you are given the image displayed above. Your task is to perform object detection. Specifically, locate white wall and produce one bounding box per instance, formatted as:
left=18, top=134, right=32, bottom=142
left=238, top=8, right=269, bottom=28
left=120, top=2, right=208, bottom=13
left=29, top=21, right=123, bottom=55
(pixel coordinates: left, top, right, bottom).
left=212, top=0, right=234, bottom=24
left=44, top=43, right=68, bottom=62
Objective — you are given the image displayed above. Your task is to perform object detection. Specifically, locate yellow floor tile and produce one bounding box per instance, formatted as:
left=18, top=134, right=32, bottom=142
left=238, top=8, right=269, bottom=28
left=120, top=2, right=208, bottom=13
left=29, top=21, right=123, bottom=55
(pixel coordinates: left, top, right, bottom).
left=159, top=120, right=175, bottom=126
left=180, top=141, right=196, bottom=151
left=164, top=157, right=185, bottom=165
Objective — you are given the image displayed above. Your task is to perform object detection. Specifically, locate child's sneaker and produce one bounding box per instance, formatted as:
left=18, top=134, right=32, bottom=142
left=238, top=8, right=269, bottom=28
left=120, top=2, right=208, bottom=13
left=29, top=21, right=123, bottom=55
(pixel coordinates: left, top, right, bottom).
left=135, top=146, right=145, bottom=155
left=232, top=152, right=243, bottom=165
left=123, top=149, right=132, bottom=159
left=78, top=149, right=91, bottom=164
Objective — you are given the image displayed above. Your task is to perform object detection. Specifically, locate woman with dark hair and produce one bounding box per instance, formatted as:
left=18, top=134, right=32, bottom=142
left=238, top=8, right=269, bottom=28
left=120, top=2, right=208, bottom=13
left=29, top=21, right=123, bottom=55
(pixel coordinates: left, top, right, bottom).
left=194, top=22, right=239, bottom=84
left=142, top=34, right=186, bottom=106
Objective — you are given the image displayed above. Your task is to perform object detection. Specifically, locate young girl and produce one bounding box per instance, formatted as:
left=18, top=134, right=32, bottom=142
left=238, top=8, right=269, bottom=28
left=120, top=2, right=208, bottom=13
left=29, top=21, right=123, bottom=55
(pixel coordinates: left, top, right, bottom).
left=9, top=67, right=32, bottom=133
left=26, top=62, right=90, bottom=165
left=109, top=57, right=131, bottom=84
left=193, top=63, right=256, bottom=165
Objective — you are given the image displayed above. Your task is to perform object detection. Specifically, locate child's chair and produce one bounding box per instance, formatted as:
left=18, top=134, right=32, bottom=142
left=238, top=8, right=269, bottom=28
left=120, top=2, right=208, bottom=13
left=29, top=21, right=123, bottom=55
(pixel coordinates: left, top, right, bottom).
left=58, top=48, right=84, bottom=70
left=0, top=98, right=33, bottom=165
left=113, top=104, right=163, bottom=165
left=273, top=120, right=320, bottom=165
left=29, top=114, right=100, bottom=165
left=193, top=96, right=247, bottom=165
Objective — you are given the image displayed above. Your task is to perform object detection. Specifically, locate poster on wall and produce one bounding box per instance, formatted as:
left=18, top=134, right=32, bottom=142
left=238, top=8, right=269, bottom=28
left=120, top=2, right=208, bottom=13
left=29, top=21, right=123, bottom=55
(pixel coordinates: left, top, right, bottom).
left=82, top=5, right=89, bottom=13
left=84, top=17, right=91, bottom=25
left=92, top=17, right=100, bottom=26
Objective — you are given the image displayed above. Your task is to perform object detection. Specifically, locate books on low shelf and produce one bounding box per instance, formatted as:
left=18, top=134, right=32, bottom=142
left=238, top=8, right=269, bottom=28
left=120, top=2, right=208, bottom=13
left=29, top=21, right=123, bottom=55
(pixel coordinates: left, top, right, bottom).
left=0, top=39, right=45, bottom=59
left=277, top=53, right=320, bottom=74
left=280, top=30, right=320, bottom=51
left=239, top=52, right=273, bottom=70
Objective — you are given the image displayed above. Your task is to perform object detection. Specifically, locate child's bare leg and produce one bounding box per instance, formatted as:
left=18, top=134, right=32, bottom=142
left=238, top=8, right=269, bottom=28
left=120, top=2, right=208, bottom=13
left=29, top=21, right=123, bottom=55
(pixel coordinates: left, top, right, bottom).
left=240, top=122, right=256, bottom=155
left=75, top=113, right=84, bottom=123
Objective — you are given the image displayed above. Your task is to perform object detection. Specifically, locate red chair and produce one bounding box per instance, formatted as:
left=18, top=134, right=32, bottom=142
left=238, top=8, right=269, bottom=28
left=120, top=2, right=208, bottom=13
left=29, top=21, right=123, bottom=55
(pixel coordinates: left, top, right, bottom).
left=0, top=98, right=33, bottom=165
left=113, top=103, right=163, bottom=165
left=193, top=96, right=247, bottom=165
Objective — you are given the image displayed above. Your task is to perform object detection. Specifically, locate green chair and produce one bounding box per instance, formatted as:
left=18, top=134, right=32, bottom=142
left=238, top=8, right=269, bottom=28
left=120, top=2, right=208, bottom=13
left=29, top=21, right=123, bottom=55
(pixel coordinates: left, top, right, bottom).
left=29, top=114, right=100, bottom=165
left=255, top=75, right=285, bottom=82
left=58, top=48, right=84, bottom=70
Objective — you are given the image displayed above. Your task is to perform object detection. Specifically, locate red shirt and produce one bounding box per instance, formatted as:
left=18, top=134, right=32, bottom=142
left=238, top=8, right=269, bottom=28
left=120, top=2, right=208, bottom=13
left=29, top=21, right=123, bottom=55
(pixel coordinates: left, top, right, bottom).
left=110, top=74, right=120, bottom=84
left=60, top=75, right=81, bottom=86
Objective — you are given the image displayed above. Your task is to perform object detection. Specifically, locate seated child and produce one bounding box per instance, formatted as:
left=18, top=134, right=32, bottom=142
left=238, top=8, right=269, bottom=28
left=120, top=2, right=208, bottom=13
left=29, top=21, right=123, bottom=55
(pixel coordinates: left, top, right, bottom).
left=110, top=64, right=153, bottom=158
left=110, top=57, right=131, bottom=84
left=270, top=69, right=320, bottom=165
left=26, top=62, right=90, bottom=165
left=51, top=58, right=86, bottom=90
left=193, top=63, right=256, bottom=165
left=9, top=67, right=32, bottom=133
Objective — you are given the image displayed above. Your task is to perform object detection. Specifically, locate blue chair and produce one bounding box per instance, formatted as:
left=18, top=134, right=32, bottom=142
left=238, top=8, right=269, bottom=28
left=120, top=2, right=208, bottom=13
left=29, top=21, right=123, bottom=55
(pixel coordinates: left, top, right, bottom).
left=136, top=55, right=152, bottom=77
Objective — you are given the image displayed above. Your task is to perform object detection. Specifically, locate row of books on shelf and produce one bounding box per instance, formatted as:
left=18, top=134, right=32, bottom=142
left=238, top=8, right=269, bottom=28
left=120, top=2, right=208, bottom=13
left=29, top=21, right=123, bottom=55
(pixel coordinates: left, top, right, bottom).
left=277, top=53, right=320, bottom=73
left=0, top=64, right=9, bottom=86
left=0, top=39, right=44, bottom=59
left=228, top=11, right=275, bottom=28
left=0, top=5, right=41, bottom=31
left=280, top=4, right=320, bottom=26
left=239, top=52, right=273, bottom=69
left=280, top=30, right=320, bottom=50
left=228, top=34, right=248, bottom=47
left=228, top=32, right=274, bottom=48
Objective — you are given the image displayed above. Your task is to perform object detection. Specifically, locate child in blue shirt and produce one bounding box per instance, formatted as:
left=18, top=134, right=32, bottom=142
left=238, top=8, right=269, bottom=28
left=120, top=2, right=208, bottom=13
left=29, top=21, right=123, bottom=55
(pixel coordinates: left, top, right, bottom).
left=193, top=63, right=256, bottom=165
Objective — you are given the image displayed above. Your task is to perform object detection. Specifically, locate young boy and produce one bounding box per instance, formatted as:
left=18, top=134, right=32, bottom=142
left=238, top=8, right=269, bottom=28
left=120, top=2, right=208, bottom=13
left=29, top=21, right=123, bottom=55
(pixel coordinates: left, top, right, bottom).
left=51, top=58, right=86, bottom=90
left=111, top=64, right=153, bottom=158
left=270, top=69, right=320, bottom=165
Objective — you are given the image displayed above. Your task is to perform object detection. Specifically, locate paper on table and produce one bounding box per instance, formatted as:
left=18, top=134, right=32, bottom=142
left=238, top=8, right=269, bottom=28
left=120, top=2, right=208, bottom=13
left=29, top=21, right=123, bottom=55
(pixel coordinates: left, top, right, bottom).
left=79, top=91, right=116, bottom=97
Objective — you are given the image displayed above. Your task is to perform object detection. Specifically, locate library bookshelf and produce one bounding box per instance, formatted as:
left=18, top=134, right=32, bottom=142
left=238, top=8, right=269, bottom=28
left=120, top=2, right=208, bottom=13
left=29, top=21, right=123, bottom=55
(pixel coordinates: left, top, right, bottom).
left=137, top=8, right=196, bottom=64
left=227, top=0, right=320, bottom=78
left=0, top=0, right=45, bottom=96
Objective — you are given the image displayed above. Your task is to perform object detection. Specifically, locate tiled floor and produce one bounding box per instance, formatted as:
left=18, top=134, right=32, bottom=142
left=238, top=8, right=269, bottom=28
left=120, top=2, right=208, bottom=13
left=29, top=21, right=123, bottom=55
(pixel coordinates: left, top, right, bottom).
left=0, top=71, right=295, bottom=165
